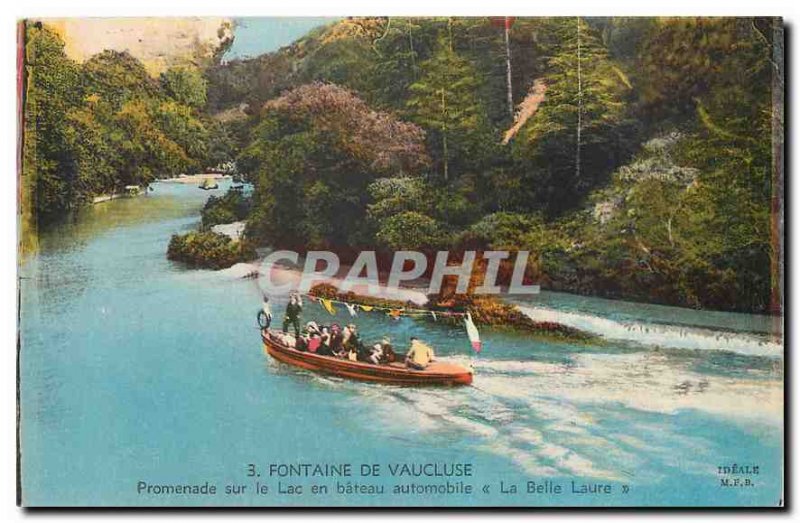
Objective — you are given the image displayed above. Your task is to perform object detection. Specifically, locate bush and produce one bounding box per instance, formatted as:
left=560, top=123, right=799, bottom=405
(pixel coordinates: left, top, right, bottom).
left=200, top=190, right=252, bottom=229
left=167, top=231, right=256, bottom=269
left=466, top=212, right=544, bottom=249
left=375, top=211, right=446, bottom=251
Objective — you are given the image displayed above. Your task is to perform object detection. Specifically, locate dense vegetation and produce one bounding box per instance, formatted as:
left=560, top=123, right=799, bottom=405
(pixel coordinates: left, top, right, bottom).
left=21, top=22, right=230, bottom=223
left=206, top=17, right=780, bottom=313
left=238, top=82, right=429, bottom=251
left=167, top=230, right=256, bottom=269
left=24, top=17, right=782, bottom=313
left=200, top=189, right=252, bottom=229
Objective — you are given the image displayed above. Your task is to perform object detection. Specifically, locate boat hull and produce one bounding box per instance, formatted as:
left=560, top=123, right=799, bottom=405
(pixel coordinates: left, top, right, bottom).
left=262, top=330, right=472, bottom=386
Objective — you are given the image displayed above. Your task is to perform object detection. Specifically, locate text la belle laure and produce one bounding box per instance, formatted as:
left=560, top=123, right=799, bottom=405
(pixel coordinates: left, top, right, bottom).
left=138, top=462, right=616, bottom=497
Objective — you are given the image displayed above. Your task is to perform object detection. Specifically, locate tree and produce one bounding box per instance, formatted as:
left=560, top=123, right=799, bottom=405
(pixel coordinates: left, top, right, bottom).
left=367, top=176, right=433, bottom=222
left=81, top=50, right=156, bottom=110
left=160, top=66, right=208, bottom=109
left=407, top=28, right=487, bottom=181
left=638, top=18, right=773, bottom=125
left=512, top=17, right=634, bottom=215
left=375, top=211, right=446, bottom=251
left=62, top=103, right=116, bottom=196
left=22, top=22, right=81, bottom=222
left=240, top=82, right=430, bottom=250
left=152, top=100, right=210, bottom=165
left=110, top=100, right=193, bottom=186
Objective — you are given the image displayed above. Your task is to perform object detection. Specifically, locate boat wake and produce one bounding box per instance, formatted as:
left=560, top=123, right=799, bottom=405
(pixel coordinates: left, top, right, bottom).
left=517, top=305, right=782, bottom=358
left=310, top=351, right=782, bottom=482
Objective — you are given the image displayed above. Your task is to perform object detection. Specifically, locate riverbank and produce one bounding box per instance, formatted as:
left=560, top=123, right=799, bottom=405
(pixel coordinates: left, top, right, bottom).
left=92, top=190, right=144, bottom=204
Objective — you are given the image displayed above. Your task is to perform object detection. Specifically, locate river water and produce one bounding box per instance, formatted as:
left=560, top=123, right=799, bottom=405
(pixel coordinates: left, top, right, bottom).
left=19, top=181, right=784, bottom=507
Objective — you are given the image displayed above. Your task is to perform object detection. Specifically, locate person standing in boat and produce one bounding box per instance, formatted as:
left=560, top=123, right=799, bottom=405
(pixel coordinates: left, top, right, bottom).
left=282, top=293, right=303, bottom=337
left=405, top=337, right=435, bottom=370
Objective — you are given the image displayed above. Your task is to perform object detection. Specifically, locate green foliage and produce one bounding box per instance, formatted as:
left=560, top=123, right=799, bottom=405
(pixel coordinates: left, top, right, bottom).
left=539, top=128, right=774, bottom=312
left=638, top=18, right=773, bottom=125
left=204, top=52, right=295, bottom=113
left=23, top=23, right=224, bottom=223
left=167, top=231, right=256, bottom=269
left=406, top=31, right=491, bottom=180
left=81, top=50, right=156, bottom=110
left=201, top=189, right=252, bottom=229
left=25, top=16, right=779, bottom=312
left=367, top=177, right=433, bottom=220
left=151, top=100, right=209, bottom=163
left=466, top=212, right=544, bottom=249
left=375, top=211, right=446, bottom=251
left=160, top=66, right=208, bottom=108
left=511, top=18, right=635, bottom=215
left=22, top=22, right=81, bottom=221
left=239, top=82, right=429, bottom=250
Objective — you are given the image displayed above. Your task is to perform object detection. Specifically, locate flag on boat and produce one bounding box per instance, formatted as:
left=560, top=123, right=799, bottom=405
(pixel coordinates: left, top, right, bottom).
left=464, top=312, right=482, bottom=352
left=320, top=298, right=336, bottom=315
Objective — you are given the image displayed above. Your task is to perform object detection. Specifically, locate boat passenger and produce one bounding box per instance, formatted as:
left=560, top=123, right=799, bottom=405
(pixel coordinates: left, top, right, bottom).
left=307, top=334, right=321, bottom=353
left=368, top=343, right=384, bottom=365
left=342, top=324, right=357, bottom=348
left=316, top=327, right=334, bottom=356
left=329, top=325, right=345, bottom=357
left=283, top=293, right=303, bottom=337
left=381, top=338, right=397, bottom=364
left=306, top=321, right=320, bottom=336
left=342, top=323, right=368, bottom=361
left=343, top=324, right=367, bottom=358
left=405, top=337, right=435, bottom=370
left=303, top=322, right=320, bottom=353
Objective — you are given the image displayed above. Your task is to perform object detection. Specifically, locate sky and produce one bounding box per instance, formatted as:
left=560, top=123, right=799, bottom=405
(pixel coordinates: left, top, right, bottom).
left=223, top=17, right=337, bottom=60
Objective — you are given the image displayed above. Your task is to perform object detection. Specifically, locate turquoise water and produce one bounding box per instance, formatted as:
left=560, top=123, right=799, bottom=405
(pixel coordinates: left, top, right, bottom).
left=19, top=182, right=784, bottom=507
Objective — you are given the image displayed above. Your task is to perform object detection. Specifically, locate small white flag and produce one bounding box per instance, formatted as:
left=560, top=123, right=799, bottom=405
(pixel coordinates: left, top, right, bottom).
left=464, top=312, right=482, bottom=353
left=345, top=303, right=358, bottom=317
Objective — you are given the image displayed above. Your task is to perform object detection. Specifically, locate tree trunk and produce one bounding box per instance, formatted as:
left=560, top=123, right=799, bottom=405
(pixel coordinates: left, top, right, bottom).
left=769, top=17, right=784, bottom=317
left=441, top=87, right=449, bottom=181
left=504, top=19, right=514, bottom=119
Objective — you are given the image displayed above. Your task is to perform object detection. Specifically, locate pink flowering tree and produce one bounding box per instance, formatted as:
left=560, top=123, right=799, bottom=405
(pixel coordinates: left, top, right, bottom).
left=239, top=82, right=430, bottom=251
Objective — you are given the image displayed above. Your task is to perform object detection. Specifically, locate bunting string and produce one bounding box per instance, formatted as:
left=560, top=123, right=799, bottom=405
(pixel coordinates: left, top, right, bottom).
left=296, top=293, right=481, bottom=353
left=304, top=293, right=470, bottom=319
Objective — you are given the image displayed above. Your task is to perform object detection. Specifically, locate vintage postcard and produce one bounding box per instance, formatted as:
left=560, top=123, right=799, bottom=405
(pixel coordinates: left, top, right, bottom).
left=17, top=16, right=784, bottom=507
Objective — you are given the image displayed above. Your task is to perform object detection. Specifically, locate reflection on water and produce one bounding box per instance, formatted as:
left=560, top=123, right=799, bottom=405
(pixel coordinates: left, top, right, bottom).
left=19, top=182, right=783, bottom=507
left=34, top=182, right=221, bottom=254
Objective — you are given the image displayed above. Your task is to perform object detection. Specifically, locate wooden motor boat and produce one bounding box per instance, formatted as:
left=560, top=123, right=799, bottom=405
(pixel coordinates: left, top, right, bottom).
left=262, top=329, right=473, bottom=386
